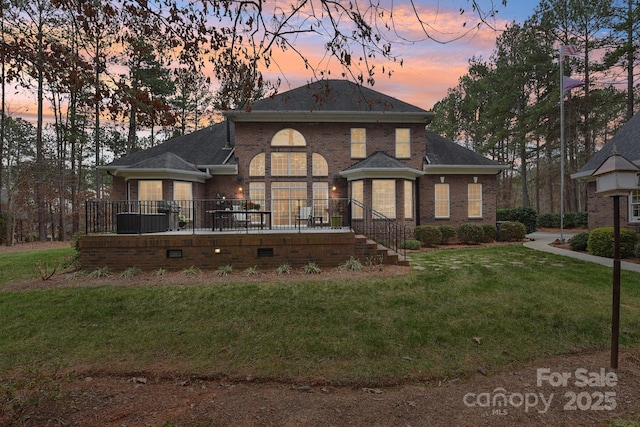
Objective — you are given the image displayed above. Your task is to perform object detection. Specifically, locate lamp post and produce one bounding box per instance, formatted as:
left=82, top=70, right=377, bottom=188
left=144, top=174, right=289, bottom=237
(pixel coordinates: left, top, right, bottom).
left=591, top=151, right=640, bottom=369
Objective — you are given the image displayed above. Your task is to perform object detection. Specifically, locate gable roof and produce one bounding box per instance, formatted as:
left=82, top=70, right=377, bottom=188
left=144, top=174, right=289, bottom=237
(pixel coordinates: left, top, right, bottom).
left=573, top=111, right=640, bottom=180
left=340, top=151, right=425, bottom=180
left=100, top=121, right=237, bottom=179
left=423, top=131, right=506, bottom=174
left=225, top=79, right=435, bottom=124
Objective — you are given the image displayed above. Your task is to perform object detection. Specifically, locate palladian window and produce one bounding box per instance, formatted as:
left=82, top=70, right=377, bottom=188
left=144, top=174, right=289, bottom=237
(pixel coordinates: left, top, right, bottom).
left=249, top=153, right=265, bottom=176
left=271, top=128, right=306, bottom=146
left=312, top=153, right=328, bottom=176
left=271, top=152, right=307, bottom=176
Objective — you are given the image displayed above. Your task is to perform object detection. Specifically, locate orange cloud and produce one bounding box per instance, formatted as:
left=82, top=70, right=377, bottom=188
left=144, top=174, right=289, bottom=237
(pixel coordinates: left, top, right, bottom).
left=255, top=1, right=513, bottom=109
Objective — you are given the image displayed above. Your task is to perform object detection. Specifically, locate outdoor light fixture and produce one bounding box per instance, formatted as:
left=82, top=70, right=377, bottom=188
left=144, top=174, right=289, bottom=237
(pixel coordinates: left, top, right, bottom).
left=214, top=248, right=221, bottom=254
left=592, top=150, right=640, bottom=369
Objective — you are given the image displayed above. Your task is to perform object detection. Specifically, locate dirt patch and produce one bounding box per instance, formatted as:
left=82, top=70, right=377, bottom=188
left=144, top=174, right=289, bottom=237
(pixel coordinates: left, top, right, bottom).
left=4, top=350, right=640, bottom=426
left=3, top=239, right=640, bottom=426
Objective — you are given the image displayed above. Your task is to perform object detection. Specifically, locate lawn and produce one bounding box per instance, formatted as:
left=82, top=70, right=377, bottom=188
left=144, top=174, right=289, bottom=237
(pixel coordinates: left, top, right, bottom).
left=1, top=245, right=640, bottom=385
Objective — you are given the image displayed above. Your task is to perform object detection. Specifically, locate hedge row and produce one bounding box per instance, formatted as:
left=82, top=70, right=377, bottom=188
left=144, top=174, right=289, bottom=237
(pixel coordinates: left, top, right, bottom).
left=413, top=221, right=526, bottom=247
left=497, top=207, right=537, bottom=234
left=537, top=211, right=588, bottom=229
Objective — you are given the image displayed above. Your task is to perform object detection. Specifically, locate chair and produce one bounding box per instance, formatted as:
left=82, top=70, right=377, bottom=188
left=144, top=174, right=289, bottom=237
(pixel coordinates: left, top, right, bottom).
left=232, top=206, right=249, bottom=228
left=295, top=206, right=313, bottom=229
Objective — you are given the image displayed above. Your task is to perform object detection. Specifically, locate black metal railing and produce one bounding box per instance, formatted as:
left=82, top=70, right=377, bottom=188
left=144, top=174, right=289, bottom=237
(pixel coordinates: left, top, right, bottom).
left=349, top=200, right=408, bottom=258
left=85, top=197, right=407, bottom=257
left=85, top=198, right=352, bottom=234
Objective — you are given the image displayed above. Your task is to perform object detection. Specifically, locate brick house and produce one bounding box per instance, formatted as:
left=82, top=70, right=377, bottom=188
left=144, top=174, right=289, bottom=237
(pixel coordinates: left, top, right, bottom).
left=572, top=110, right=640, bottom=231
left=101, top=79, right=506, bottom=233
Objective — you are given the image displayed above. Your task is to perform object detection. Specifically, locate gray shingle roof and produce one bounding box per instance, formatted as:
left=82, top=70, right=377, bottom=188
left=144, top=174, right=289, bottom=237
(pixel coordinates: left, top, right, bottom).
left=574, top=111, right=640, bottom=179
left=247, top=79, right=428, bottom=113
left=425, top=131, right=501, bottom=167
left=127, top=152, right=202, bottom=173
left=105, top=121, right=235, bottom=169
left=343, top=151, right=421, bottom=171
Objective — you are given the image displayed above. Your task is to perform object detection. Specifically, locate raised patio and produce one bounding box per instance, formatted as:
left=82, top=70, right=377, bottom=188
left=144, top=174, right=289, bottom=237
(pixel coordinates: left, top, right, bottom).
left=81, top=199, right=410, bottom=271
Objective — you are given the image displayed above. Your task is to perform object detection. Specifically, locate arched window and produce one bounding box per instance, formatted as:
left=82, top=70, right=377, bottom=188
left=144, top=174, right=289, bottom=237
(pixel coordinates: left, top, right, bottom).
left=249, top=153, right=265, bottom=176
left=312, top=153, right=328, bottom=176
left=271, top=128, right=306, bottom=146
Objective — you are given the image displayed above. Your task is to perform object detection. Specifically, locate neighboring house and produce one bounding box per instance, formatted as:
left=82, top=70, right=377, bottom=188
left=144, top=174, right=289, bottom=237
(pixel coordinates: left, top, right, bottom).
left=572, top=111, right=640, bottom=231
left=100, top=79, right=506, bottom=232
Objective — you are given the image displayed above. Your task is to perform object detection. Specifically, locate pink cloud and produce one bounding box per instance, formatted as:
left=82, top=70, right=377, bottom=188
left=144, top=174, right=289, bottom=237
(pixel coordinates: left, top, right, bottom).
left=259, top=1, right=510, bottom=109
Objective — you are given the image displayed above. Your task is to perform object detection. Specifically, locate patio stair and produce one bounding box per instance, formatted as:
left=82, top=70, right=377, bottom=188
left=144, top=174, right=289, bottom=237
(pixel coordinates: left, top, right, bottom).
left=354, top=235, right=410, bottom=267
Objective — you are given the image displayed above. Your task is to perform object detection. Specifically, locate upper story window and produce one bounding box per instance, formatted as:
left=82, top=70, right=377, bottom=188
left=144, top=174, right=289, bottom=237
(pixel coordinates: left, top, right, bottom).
left=271, top=152, right=307, bottom=176
left=468, top=183, right=483, bottom=218
left=249, top=153, right=265, bottom=176
left=312, top=153, right=328, bottom=176
left=396, top=128, right=410, bottom=158
left=272, top=128, right=306, bottom=146
left=434, top=183, right=450, bottom=218
left=351, top=128, right=366, bottom=158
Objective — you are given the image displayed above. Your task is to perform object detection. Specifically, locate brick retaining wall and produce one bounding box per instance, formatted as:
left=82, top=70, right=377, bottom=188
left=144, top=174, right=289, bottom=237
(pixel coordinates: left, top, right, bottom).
left=79, top=231, right=393, bottom=272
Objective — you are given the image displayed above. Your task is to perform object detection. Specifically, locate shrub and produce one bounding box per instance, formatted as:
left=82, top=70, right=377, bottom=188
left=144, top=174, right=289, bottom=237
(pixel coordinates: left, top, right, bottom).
left=497, top=207, right=537, bottom=234
left=635, top=243, right=640, bottom=259
left=121, top=267, right=141, bottom=277
left=438, top=225, right=456, bottom=244
left=562, top=212, right=579, bottom=229
left=569, top=232, right=589, bottom=252
left=399, top=239, right=421, bottom=250
left=302, top=262, right=322, bottom=274
left=574, top=211, right=588, bottom=228
left=537, top=212, right=561, bottom=228
left=414, top=225, right=442, bottom=247
left=243, top=266, right=259, bottom=276
left=457, top=223, right=484, bottom=244
left=498, top=221, right=526, bottom=242
left=275, top=263, right=292, bottom=275
left=588, top=227, right=638, bottom=258
left=88, top=266, right=110, bottom=278
left=339, top=256, right=363, bottom=271
left=215, top=264, right=233, bottom=276
left=481, top=224, right=497, bottom=243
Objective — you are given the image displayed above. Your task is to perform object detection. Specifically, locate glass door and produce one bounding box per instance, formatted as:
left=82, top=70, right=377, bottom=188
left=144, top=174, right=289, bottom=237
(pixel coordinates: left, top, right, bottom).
left=272, top=182, right=307, bottom=226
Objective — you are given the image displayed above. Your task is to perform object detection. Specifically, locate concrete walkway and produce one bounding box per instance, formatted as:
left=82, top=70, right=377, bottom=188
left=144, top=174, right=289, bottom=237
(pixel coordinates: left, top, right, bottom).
left=524, top=231, right=640, bottom=273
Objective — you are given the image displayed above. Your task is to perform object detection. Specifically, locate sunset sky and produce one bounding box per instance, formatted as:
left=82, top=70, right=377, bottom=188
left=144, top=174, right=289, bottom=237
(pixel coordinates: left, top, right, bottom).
left=7, top=0, right=536, bottom=123
left=261, top=0, right=537, bottom=110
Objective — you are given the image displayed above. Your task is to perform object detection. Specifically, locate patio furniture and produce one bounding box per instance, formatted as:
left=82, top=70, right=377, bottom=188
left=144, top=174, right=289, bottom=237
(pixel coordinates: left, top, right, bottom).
left=208, top=208, right=272, bottom=231
left=116, top=212, right=167, bottom=234
left=232, top=206, right=250, bottom=228
left=157, top=200, right=181, bottom=230
left=296, top=206, right=323, bottom=229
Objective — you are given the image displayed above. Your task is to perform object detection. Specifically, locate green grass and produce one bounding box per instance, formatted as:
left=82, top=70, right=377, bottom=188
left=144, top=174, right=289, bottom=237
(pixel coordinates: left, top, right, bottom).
left=1, top=245, right=640, bottom=385
left=0, top=247, right=75, bottom=285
